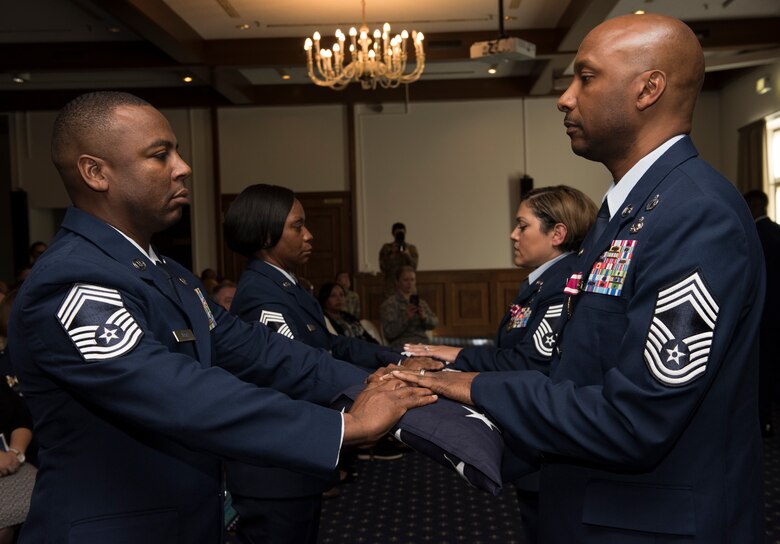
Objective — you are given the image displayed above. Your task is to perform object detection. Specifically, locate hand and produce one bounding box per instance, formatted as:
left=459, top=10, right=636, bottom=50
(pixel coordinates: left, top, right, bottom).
left=388, top=368, right=478, bottom=405
left=399, top=357, right=445, bottom=372
left=404, top=343, right=462, bottom=363
left=343, top=379, right=437, bottom=446
left=0, top=451, right=21, bottom=476
left=405, top=304, right=418, bottom=320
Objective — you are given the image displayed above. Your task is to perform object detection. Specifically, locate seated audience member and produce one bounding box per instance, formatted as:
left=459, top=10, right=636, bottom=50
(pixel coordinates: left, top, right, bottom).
left=380, top=266, right=437, bottom=349
left=212, top=281, right=237, bottom=311
left=199, top=267, right=218, bottom=282
left=0, top=378, right=36, bottom=544
left=318, top=282, right=378, bottom=344
left=404, top=185, right=597, bottom=542
left=379, top=222, right=419, bottom=295
left=28, top=242, right=47, bottom=265
left=335, top=271, right=361, bottom=319
left=223, top=183, right=433, bottom=543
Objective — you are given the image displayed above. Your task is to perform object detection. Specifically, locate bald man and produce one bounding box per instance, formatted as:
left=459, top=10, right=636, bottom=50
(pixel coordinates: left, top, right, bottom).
left=8, top=92, right=435, bottom=543
left=391, top=14, right=765, bottom=542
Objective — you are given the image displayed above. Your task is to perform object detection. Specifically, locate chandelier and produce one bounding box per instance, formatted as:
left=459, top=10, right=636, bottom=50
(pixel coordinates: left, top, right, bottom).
left=303, top=0, right=425, bottom=90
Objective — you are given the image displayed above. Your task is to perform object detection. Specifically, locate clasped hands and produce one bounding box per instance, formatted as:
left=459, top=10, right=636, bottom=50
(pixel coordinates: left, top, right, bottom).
left=0, top=450, right=22, bottom=476
left=367, top=350, right=478, bottom=406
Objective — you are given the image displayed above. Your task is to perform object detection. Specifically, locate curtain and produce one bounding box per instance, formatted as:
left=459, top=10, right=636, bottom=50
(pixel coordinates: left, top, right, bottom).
left=736, top=119, right=767, bottom=194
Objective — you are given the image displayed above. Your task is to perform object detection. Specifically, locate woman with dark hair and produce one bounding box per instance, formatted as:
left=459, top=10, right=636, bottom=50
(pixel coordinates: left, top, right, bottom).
left=318, top=282, right=378, bottom=343
left=223, top=183, right=419, bottom=544
left=403, top=184, right=598, bottom=543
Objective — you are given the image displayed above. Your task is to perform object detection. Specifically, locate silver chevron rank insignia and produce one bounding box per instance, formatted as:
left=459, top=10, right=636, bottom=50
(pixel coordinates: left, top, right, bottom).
left=57, top=283, right=144, bottom=361
left=532, top=303, right=563, bottom=357
left=644, top=270, right=719, bottom=387
left=259, top=310, right=294, bottom=339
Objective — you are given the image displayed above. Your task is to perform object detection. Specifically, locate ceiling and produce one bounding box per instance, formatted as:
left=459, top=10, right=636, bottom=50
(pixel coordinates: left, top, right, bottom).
left=1, top=0, right=779, bottom=110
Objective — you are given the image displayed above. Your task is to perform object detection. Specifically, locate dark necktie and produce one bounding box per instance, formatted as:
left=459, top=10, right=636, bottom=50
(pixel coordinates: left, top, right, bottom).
left=155, top=260, right=182, bottom=303
left=590, top=198, right=611, bottom=244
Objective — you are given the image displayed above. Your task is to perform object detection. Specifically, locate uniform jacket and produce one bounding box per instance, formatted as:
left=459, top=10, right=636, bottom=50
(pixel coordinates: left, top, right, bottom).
left=452, top=253, right=576, bottom=373
left=8, top=207, right=367, bottom=544
left=755, top=216, right=780, bottom=330
left=226, top=258, right=401, bottom=499
left=472, top=137, right=765, bottom=542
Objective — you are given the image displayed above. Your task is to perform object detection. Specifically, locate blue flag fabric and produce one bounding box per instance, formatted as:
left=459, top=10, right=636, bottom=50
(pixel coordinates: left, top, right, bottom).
left=332, top=384, right=504, bottom=495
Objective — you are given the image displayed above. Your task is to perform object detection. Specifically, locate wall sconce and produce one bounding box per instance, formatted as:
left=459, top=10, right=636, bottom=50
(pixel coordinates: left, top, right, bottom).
left=756, top=75, right=772, bottom=95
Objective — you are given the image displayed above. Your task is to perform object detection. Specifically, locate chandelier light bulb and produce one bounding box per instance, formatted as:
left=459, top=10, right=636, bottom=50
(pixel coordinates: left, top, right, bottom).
left=303, top=0, right=426, bottom=90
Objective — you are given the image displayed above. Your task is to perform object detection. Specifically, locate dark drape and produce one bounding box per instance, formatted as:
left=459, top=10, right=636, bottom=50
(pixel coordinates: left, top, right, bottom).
left=737, top=119, right=767, bottom=194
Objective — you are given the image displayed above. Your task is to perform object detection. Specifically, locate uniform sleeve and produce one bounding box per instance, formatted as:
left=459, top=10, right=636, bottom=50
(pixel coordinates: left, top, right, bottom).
left=17, top=281, right=357, bottom=477
left=453, top=294, right=563, bottom=374
left=471, top=194, right=761, bottom=469
left=328, top=334, right=403, bottom=369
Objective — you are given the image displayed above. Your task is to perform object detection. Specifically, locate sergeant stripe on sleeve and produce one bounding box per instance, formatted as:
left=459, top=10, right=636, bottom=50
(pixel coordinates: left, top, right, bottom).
left=532, top=304, right=563, bottom=357
left=259, top=310, right=295, bottom=339
left=57, top=283, right=144, bottom=361
left=644, top=270, right=719, bottom=387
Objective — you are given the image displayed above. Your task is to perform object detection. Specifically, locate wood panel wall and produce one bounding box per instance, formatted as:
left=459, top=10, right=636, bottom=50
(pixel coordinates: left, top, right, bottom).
left=355, top=268, right=529, bottom=339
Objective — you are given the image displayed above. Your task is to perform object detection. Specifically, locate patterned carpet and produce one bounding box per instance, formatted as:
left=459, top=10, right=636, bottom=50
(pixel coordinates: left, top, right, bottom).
left=225, top=410, right=780, bottom=544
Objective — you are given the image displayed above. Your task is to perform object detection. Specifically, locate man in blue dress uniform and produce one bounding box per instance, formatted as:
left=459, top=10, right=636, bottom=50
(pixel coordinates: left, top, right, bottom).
left=7, top=91, right=436, bottom=544
left=393, top=14, right=765, bottom=542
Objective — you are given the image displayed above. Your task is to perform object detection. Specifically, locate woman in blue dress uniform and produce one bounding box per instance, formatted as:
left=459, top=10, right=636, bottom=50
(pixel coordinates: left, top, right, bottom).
left=222, top=184, right=419, bottom=544
left=405, top=185, right=597, bottom=542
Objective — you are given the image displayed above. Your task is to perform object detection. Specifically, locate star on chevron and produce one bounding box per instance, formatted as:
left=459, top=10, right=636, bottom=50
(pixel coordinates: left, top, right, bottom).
left=98, top=327, right=119, bottom=344
left=544, top=334, right=556, bottom=347
left=463, top=406, right=500, bottom=432
left=665, top=344, right=686, bottom=366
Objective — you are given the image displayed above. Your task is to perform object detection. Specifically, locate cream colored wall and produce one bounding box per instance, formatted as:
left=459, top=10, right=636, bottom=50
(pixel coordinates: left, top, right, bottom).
left=217, top=105, right=348, bottom=194
left=9, top=81, right=768, bottom=274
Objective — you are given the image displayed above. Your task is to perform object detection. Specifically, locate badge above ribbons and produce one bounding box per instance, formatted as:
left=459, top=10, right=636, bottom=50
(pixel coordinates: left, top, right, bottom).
left=644, top=270, right=719, bottom=386
left=57, top=283, right=144, bottom=361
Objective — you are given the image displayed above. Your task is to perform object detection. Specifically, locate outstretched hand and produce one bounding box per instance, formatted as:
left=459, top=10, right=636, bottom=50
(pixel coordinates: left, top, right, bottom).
left=342, top=379, right=437, bottom=446
left=404, top=343, right=462, bottom=363
left=387, top=368, right=478, bottom=405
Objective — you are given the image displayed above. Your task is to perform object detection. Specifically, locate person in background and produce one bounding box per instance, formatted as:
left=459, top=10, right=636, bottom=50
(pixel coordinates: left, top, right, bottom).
left=319, top=282, right=379, bottom=344
left=335, top=271, right=361, bottom=319
left=404, top=185, right=597, bottom=542
left=212, top=280, right=237, bottom=312
left=223, top=183, right=436, bottom=544
left=380, top=266, right=437, bottom=349
left=379, top=222, right=419, bottom=295
left=9, top=91, right=435, bottom=543
left=0, top=378, right=35, bottom=544
left=744, top=189, right=780, bottom=436
left=27, top=242, right=47, bottom=265
left=392, top=14, right=765, bottom=542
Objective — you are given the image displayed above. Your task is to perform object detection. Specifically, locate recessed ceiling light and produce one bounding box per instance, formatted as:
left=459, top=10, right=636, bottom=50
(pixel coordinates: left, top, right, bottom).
left=11, top=73, right=29, bottom=84
left=487, top=64, right=498, bottom=75
left=277, top=68, right=291, bottom=80
left=634, top=10, right=646, bottom=14
left=108, top=27, right=122, bottom=33
left=182, top=75, right=194, bottom=83
left=236, top=23, right=251, bottom=30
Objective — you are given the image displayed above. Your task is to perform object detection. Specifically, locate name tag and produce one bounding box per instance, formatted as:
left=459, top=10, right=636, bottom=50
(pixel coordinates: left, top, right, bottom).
left=173, top=329, right=195, bottom=342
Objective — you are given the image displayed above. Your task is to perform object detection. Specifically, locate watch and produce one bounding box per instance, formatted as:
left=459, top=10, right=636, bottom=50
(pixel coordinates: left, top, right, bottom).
left=8, top=448, right=25, bottom=464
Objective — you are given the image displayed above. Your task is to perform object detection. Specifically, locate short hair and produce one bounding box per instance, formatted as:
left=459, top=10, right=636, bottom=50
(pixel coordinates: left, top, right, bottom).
left=391, top=222, right=406, bottom=233
left=212, top=281, right=236, bottom=298
left=51, top=91, right=150, bottom=174
left=224, top=184, right=295, bottom=258
left=318, top=282, right=344, bottom=308
left=395, top=265, right=416, bottom=281
left=744, top=190, right=769, bottom=209
left=520, top=185, right=598, bottom=252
